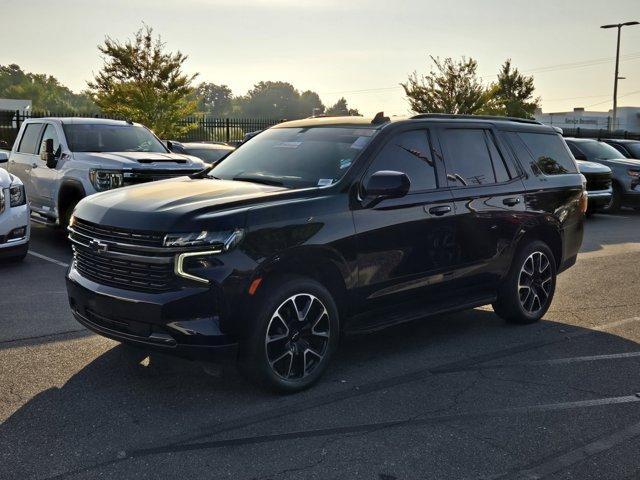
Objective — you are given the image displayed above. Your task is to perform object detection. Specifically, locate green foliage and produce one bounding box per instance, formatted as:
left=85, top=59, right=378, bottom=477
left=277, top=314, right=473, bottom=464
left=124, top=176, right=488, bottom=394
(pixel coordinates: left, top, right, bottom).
left=194, top=82, right=233, bottom=116
left=402, top=56, right=539, bottom=119
left=481, top=59, right=540, bottom=118
left=87, top=25, right=197, bottom=138
left=402, top=56, right=488, bottom=115
left=235, top=81, right=326, bottom=119
left=325, top=97, right=360, bottom=116
left=0, top=64, right=97, bottom=113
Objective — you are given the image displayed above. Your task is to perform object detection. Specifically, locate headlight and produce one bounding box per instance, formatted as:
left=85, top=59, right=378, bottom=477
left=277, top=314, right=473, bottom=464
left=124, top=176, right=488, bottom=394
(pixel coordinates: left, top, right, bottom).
left=9, top=184, right=26, bottom=207
left=164, top=229, right=244, bottom=250
left=628, top=169, right=640, bottom=178
left=89, top=170, right=124, bottom=191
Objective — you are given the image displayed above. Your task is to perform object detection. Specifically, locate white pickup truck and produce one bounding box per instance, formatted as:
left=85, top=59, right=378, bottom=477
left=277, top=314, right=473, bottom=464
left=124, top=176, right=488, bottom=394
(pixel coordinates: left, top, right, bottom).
left=6, top=118, right=205, bottom=227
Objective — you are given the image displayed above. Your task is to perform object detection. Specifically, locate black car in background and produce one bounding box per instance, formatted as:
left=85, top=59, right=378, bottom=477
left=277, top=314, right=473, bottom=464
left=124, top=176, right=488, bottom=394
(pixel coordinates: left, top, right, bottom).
left=168, top=141, right=235, bottom=164
left=602, top=138, right=640, bottom=160
left=66, top=114, right=585, bottom=392
left=565, top=138, right=640, bottom=212
left=575, top=160, right=612, bottom=214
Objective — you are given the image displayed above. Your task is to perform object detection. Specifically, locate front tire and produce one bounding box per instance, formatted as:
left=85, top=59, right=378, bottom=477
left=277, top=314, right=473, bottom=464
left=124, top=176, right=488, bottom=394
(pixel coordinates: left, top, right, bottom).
left=239, top=277, right=339, bottom=393
left=493, top=241, right=557, bottom=325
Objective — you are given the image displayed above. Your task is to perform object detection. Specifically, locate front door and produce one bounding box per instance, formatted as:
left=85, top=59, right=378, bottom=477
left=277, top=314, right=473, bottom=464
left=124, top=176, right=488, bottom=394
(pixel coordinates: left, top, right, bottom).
left=352, top=127, right=458, bottom=313
left=9, top=122, right=44, bottom=209
left=32, top=123, right=61, bottom=213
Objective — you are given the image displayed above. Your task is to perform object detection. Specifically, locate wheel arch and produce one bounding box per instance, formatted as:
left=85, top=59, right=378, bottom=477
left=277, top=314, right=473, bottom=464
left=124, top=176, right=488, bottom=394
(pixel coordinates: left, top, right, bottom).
left=515, top=221, right=563, bottom=269
left=57, top=178, right=86, bottom=224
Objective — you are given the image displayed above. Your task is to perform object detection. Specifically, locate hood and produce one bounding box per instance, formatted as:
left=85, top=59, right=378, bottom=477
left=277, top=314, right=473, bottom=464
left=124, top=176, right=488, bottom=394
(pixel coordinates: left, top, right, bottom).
left=74, top=177, right=287, bottom=232
left=72, top=151, right=205, bottom=169
left=0, top=167, right=20, bottom=188
left=597, top=158, right=640, bottom=168
left=576, top=160, right=612, bottom=174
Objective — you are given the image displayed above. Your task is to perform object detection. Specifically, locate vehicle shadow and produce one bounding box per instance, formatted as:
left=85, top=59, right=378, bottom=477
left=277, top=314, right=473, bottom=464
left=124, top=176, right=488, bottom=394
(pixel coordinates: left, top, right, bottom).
left=2, top=308, right=639, bottom=479
left=580, top=208, right=640, bottom=254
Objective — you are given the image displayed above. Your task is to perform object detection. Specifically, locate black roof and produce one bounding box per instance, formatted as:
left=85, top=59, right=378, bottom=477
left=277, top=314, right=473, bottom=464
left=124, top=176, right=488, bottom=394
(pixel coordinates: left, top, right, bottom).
left=601, top=138, right=640, bottom=144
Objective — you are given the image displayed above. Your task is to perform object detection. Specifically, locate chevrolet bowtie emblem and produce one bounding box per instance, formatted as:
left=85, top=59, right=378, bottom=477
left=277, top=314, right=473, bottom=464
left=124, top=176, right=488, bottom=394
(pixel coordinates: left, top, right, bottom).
left=89, top=239, right=108, bottom=254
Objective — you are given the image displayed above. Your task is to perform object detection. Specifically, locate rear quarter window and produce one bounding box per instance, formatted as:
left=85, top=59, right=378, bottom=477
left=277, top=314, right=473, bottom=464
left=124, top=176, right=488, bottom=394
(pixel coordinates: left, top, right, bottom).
left=505, top=132, right=577, bottom=176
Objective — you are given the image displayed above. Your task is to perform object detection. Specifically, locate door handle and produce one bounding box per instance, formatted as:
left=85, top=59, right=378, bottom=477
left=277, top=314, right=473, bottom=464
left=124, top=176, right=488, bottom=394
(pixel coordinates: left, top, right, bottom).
left=503, top=197, right=520, bottom=207
left=427, top=205, right=452, bottom=216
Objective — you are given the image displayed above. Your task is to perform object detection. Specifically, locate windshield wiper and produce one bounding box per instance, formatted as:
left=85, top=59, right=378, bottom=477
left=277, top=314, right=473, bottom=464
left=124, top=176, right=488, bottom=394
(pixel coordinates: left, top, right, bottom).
left=232, top=175, right=284, bottom=187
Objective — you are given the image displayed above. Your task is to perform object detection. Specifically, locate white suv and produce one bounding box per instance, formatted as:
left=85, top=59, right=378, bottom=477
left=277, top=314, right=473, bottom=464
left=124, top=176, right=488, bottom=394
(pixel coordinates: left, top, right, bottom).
left=0, top=151, right=29, bottom=261
left=7, top=118, right=205, bottom=227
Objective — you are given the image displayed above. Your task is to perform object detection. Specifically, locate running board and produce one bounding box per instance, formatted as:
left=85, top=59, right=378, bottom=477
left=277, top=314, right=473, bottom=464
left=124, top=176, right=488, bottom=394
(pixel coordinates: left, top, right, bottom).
left=344, top=294, right=497, bottom=335
left=30, top=213, right=58, bottom=227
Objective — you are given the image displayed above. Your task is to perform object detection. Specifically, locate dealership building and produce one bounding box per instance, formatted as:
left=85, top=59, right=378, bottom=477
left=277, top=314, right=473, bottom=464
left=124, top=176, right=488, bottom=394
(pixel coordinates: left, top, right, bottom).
left=534, top=106, right=640, bottom=133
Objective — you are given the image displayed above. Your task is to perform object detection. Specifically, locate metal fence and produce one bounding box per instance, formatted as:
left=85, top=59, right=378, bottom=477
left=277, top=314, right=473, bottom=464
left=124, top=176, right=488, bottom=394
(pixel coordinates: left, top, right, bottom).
left=560, top=127, right=640, bottom=141
left=0, top=110, right=285, bottom=148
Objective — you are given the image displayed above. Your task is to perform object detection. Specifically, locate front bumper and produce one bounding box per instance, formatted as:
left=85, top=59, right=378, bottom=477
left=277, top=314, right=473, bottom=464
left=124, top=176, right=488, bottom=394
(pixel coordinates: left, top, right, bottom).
left=66, top=266, right=239, bottom=363
left=0, top=200, right=29, bottom=254
left=622, top=187, right=640, bottom=207
left=586, top=189, right=612, bottom=209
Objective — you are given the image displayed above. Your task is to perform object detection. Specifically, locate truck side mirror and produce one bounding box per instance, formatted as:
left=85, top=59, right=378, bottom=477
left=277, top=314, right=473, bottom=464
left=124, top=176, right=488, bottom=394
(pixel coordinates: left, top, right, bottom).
left=40, top=139, right=57, bottom=168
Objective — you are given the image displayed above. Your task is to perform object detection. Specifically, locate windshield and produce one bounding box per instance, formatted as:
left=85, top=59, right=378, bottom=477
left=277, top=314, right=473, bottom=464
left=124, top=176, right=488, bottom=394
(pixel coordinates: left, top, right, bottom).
left=627, top=143, right=640, bottom=158
left=577, top=141, right=624, bottom=160
left=62, top=124, right=168, bottom=153
left=186, top=148, right=232, bottom=164
left=209, top=126, right=378, bottom=188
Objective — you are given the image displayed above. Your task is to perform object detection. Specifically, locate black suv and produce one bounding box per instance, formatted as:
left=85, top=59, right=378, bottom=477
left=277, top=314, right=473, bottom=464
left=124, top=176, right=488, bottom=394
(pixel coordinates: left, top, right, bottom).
left=66, top=114, right=585, bottom=392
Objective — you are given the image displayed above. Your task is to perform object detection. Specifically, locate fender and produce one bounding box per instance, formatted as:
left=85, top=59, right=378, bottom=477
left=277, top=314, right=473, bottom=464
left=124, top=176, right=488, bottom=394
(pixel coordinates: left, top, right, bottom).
left=57, top=177, right=87, bottom=220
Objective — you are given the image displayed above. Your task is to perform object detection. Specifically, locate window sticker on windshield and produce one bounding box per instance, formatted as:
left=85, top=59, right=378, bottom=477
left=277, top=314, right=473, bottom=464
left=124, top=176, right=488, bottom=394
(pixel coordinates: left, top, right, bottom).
left=350, top=136, right=369, bottom=150
left=317, top=178, right=334, bottom=187
left=339, top=158, right=352, bottom=169
left=274, top=141, right=302, bottom=149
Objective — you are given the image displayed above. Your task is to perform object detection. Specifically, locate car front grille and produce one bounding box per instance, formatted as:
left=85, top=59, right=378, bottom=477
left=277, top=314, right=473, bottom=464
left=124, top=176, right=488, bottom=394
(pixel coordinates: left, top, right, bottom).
left=123, top=169, right=201, bottom=186
left=585, top=173, right=612, bottom=192
left=73, top=218, right=165, bottom=248
left=73, top=246, right=175, bottom=292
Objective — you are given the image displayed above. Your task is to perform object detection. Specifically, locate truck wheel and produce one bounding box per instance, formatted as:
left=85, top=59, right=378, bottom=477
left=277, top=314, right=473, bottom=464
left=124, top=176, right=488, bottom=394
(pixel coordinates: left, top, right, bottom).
left=493, top=241, right=556, bottom=325
left=601, top=184, right=621, bottom=214
left=239, top=276, right=339, bottom=393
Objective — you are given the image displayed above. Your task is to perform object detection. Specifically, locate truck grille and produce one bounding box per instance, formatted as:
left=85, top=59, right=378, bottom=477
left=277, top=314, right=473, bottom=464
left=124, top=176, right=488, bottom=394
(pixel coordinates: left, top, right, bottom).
left=123, top=169, right=201, bottom=186
left=585, top=172, right=612, bottom=192
left=73, top=246, right=175, bottom=292
left=73, top=218, right=165, bottom=248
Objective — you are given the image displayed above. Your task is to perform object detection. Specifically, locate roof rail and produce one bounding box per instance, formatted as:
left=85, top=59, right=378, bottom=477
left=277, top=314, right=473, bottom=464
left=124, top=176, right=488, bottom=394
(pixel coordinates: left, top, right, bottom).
left=410, top=113, right=542, bottom=125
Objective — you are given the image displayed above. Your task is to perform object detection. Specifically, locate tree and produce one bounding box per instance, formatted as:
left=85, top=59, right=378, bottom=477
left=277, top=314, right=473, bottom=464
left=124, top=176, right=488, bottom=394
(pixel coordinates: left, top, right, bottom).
left=238, top=81, right=302, bottom=118
left=325, top=97, right=360, bottom=116
left=0, top=64, right=97, bottom=113
left=401, top=56, right=488, bottom=114
left=87, top=25, right=197, bottom=137
left=299, top=90, right=325, bottom=117
left=482, top=59, right=540, bottom=118
left=194, top=82, right=233, bottom=116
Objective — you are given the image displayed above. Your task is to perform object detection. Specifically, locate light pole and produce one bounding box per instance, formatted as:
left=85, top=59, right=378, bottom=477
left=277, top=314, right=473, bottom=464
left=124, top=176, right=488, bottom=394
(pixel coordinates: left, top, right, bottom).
left=601, top=21, right=639, bottom=131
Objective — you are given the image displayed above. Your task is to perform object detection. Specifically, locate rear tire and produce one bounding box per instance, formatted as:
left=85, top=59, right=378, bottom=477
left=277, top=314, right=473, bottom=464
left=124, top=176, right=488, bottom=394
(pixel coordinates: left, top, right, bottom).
left=239, top=276, right=339, bottom=393
left=493, top=241, right=557, bottom=325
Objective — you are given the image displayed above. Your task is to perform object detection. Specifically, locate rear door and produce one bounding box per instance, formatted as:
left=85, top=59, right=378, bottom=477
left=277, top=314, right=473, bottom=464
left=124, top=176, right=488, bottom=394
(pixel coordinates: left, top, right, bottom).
left=9, top=122, right=44, bottom=208
left=435, top=125, right=527, bottom=292
left=352, top=126, right=458, bottom=311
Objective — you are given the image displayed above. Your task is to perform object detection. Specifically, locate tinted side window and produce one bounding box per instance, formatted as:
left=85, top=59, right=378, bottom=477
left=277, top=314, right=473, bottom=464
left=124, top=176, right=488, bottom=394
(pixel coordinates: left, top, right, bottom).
left=17, top=124, right=42, bottom=154
left=485, top=132, right=511, bottom=182
left=366, top=130, right=437, bottom=192
left=441, top=128, right=499, bottom=186
left=39, top=124, right=61, bottom=155
left=517, top=133, right=578, bottom=175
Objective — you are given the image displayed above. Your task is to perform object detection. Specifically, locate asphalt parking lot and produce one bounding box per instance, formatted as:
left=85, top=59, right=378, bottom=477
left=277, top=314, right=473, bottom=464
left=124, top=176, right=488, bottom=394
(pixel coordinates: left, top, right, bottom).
left=2, top=211, right=640, bottom=480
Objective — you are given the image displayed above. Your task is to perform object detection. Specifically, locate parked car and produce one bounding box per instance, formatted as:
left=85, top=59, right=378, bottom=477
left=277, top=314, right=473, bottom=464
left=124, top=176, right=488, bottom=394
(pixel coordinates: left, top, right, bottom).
left=575, top=160, right=612, bottom=214
left=167, top=141, right=235, bottom=164
left=7, top=118, right=206, bottom=227
left=66, top=113, right=585, bottom=392
left=0, top=151, right=30, bottom=261
left=564, top=138, right=640, bottom=212
left=601, top=138, right=640, bottom=160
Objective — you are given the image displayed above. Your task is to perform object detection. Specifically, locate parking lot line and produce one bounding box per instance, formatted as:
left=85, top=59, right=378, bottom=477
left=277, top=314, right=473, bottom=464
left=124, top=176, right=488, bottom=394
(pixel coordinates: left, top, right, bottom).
left=27, top=250, right=70, bottom=268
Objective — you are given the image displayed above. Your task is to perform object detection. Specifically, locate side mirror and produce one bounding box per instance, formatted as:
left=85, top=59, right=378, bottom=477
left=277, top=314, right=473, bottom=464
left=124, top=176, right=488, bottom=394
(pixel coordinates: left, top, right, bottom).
left=40, top=139, right=57, bottom=168
left=0, top=151, right=8, bottom=163
left=363, top=170, right=410, bottom=199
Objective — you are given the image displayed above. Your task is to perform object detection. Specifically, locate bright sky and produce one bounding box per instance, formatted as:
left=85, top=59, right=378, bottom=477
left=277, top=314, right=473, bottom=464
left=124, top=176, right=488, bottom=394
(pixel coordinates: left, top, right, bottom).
left=3, top=0, right=640, bottom=116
